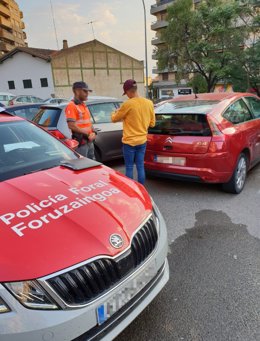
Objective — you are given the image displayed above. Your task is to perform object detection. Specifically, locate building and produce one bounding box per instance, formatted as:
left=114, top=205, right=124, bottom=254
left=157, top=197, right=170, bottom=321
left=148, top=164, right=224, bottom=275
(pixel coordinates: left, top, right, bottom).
left=52, top=40, right=145, bottom=99
left=0, top=47, right=56, bottom=98
left=0, top=40, right=145, bottom=99
left=0, top=0, right=27, bottom=55
left=151, top=0, right=259, bottom=98
left=151, top=0, right=198, bottom=98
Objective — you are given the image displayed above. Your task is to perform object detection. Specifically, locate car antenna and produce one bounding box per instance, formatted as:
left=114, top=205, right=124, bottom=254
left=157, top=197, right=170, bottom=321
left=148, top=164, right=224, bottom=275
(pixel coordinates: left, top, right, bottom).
left=194, top=86, right=198, bottom=99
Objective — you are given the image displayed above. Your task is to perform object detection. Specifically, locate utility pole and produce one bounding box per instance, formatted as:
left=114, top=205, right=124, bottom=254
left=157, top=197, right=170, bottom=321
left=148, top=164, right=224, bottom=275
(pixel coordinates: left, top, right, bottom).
left=142, top=0, right=149, bottom=98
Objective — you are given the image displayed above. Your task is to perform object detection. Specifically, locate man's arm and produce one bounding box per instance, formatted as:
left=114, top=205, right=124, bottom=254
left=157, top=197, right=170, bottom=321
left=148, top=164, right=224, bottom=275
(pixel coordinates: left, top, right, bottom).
left=111, top=103, right=129, bottom=122
left=149, top=105, right=156, bottom=128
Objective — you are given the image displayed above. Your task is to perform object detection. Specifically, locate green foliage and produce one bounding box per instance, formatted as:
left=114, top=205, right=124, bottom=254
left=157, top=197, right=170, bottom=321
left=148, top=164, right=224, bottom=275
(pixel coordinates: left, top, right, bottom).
left=159, top=0, right=255, bottom=92
left=188, top=74, right=208, bottom=93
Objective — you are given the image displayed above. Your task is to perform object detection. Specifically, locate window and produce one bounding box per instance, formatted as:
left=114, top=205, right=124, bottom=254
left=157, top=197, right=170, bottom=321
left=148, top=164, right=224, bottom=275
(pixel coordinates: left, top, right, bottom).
left=0, top=95, right=8, bottom=102
left=88, top=102, right=117, bottom=123
left=40, top=78, right=48, bottom=88
left=23, top=79, right=32, bottom=89
left=16, top=96, right=31, bottom=103
left=0, top=120, right=77, bottom=182
left=244, top=97, right=260, bottom=119
left=149, top=113, right=211, bottom=136
left=162, top=73, right=169, bottom=81
left=223, top=99, right=252, bottom=124
left=8, top=81, right=15, bottom=90
left=32, top=108, right=61, bottom=128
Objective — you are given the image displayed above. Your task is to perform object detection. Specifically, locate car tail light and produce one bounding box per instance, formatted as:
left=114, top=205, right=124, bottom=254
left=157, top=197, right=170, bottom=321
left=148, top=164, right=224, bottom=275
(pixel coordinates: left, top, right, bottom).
left=207, top=115, right=226, bottom=153
left=50, top=129, right=66, bottom=140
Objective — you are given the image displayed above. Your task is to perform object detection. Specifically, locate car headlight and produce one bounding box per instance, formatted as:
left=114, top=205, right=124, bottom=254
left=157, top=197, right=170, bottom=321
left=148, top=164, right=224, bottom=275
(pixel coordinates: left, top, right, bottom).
left=4, top=281, right=59, bottom=310
left=0, top=297, right=10, bottom=313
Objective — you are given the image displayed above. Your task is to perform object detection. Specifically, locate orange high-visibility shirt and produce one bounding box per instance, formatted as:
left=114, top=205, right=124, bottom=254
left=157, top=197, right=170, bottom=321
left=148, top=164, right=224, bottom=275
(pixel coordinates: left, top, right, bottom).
left=65, top=100, right=93, bottom=134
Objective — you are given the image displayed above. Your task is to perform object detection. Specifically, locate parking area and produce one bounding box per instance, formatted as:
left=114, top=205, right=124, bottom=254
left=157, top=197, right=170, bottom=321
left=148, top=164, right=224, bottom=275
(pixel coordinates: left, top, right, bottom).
left=112, top=160, right=260, bottom=341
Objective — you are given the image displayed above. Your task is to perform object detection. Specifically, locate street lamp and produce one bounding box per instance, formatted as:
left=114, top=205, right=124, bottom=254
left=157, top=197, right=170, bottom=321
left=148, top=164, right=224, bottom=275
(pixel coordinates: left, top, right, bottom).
left=142, top=0, right=149, bottom=98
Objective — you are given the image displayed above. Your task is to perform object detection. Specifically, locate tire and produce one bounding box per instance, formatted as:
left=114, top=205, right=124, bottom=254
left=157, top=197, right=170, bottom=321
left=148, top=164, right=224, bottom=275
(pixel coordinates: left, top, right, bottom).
left=222, top=153, right=248, bottom=194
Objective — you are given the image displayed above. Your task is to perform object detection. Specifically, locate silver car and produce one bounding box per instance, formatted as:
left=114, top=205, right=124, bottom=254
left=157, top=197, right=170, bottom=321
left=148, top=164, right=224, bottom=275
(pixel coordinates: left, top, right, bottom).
left=32, top=99, right=123, bottom=162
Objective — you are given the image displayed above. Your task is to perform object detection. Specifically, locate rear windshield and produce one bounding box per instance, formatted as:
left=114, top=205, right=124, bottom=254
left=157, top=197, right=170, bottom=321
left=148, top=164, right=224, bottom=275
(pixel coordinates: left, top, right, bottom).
left=156, top=100, right=219, bottom=114
left=149, top=114, right=211, bottom=136
left=32, top=108, right=61, bottom=128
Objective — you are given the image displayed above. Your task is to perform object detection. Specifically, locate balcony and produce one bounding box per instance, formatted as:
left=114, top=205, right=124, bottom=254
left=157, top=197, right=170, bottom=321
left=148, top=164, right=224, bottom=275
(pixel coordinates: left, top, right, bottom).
left=151, top=36, right=165, bottom=45
left=0, top=3, right=10, bottom=17
left=20, top=21, right=25, bottom=29
left=0, top=28, right=14, bottom=42
left=151, top=20, right=168, bottom=30
left=23, top=31, right=27, bottom=40
left=20, top=11, right=23, bottom=19
left=0, top=16, right=12, bottom=29
left=151, top=0, right=175, bottom=15
left=0, top=0, right=9, bottom=5
left=0, top=41, right=14, bottom=52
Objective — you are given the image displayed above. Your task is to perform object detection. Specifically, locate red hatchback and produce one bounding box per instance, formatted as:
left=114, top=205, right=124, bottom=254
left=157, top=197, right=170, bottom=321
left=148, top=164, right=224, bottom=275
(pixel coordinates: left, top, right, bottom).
left=145, top=93, right=260, bottom=194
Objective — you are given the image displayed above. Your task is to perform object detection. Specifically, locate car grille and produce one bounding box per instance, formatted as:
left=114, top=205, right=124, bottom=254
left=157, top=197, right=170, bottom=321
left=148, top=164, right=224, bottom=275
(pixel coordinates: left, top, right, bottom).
left=46, top=215, right=158, bottom=306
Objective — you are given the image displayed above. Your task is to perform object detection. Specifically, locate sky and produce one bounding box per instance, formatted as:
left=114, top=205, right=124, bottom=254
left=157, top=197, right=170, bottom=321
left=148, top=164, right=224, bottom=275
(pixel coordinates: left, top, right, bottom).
left=17, top=0, right=156, bottom=76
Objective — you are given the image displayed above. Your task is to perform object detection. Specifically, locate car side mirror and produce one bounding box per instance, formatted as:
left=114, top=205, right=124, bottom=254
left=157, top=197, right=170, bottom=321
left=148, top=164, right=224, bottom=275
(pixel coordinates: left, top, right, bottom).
left=64, top=139, right=79, bottom=150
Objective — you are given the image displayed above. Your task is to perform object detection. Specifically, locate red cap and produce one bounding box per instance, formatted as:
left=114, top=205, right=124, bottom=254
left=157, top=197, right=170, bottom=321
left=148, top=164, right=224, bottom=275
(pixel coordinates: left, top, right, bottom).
left=123, top=79, right=137, bottom=95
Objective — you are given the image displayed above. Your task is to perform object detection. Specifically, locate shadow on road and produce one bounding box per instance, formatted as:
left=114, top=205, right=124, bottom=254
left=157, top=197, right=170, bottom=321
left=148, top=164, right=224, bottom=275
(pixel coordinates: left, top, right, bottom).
left=116, top=210, right=260, bottom=341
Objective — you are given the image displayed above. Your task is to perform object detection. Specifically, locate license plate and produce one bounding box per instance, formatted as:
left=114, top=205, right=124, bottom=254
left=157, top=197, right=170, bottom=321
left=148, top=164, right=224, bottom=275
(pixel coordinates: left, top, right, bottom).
left=97, top=260, right=157, bottom=325
left=155, top=155, right=186, bottom=166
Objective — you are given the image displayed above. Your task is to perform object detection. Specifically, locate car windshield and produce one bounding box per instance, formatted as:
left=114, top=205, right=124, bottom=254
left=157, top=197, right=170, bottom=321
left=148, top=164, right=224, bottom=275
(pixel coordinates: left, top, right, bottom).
left=0, top=120, right=78, bottom=181
left=149, top=113, right=212, bottom=136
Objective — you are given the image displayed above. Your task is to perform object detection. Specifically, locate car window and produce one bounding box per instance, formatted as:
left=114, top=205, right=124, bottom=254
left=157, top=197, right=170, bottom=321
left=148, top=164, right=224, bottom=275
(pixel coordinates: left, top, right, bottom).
left=32, top=108, right=61, bottom=128
left=244, top=97, right=260, bottom=119
left=88, top=103, right=117, bottom=123
left=12, top=107, right=40, bottom=121
left=32, top=97, right=42, bottom=103
left=0, top=120, right=78, bottom=181
left=0, top=95, right=8, bottom=101
left=223, top=99, right=253, bottom=124
left=149, top=114, right=211, bottom=136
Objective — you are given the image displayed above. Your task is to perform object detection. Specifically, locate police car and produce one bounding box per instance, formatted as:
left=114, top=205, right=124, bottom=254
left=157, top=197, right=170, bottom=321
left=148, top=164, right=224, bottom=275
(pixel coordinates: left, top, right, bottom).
left=0, top=109, right=169, bottom=341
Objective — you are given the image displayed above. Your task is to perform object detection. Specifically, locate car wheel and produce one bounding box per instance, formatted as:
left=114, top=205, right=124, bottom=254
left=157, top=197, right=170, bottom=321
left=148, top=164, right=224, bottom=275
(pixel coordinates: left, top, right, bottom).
left=222, top=153, right=248, bottom=194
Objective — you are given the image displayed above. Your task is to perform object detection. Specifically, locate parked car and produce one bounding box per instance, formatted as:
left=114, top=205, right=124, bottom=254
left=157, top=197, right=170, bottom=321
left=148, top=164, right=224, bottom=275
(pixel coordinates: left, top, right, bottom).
left=6, top=103, right=42, bottom=121
left=0, top=110, right=169, bottom=341
left=8, top=95, right=43, bottom=106
left=0, top=92, right=15, bottom=106
left=145, top=93, right=260, bottom=194
left=43, top=97, right=69, bottom=104
left=32, top=98, right=123, bottom=162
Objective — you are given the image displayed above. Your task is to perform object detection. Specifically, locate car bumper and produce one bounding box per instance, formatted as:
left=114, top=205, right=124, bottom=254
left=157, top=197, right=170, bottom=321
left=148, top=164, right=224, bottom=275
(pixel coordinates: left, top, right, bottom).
left=0, top=207, right=168, bottom=341
left=145, top=152, right=232, bottom=183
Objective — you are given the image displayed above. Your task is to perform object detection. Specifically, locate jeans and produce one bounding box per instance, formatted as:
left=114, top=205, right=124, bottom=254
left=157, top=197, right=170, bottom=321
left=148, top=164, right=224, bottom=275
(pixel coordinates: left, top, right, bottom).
left=76, top=142, right=95, bottom=159
left=122, top=143, right=147, bottom=185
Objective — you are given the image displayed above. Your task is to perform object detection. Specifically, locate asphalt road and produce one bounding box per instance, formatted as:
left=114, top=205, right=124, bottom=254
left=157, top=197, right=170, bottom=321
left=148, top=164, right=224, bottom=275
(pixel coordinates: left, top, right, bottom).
left=110, top=161, right=260, bottom=341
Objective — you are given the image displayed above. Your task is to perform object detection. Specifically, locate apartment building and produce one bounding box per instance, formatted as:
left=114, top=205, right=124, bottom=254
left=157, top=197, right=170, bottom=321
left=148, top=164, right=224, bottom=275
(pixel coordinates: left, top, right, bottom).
left=0, top=0, right=27, bottom=55
left=151, top=0, right=259, bottom=98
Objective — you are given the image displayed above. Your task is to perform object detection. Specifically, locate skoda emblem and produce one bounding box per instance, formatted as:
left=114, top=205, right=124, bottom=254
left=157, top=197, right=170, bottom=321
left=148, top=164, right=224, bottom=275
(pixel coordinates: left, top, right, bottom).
left=110, top=234, right=124, bottom=249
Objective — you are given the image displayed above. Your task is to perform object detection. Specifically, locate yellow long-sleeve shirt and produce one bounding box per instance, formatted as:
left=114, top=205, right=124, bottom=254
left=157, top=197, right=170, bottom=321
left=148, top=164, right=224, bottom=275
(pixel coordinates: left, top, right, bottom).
left=111, top=97, right=156, bottom=146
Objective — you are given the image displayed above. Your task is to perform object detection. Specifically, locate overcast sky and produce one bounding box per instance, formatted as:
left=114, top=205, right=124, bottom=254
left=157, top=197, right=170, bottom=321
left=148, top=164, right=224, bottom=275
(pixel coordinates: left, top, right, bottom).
left=17, top=0, right=156, bottom=75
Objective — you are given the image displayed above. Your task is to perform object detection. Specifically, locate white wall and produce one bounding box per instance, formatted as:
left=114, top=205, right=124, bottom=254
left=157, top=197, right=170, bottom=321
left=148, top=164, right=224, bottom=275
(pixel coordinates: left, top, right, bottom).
left=0, top=52, right=54, bottom=99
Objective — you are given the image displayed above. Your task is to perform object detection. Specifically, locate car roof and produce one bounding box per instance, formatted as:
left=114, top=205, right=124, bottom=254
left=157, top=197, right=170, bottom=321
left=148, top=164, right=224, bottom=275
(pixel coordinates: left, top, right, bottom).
left=6, top=103, right=43, bottom=110
left=40, top=98, right=123, bottom=109
left=167, top=92, right=248, bottom=103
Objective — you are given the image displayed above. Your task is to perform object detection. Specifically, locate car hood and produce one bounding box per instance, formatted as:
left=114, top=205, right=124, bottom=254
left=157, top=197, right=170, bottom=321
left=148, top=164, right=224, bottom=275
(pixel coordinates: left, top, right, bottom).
left=0, top=165, right=152, bottom=281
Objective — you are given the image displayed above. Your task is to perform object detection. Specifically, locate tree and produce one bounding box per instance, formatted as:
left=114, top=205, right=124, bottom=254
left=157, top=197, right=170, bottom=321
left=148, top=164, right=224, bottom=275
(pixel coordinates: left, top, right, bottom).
left=158, top=0, right=250, bottom=92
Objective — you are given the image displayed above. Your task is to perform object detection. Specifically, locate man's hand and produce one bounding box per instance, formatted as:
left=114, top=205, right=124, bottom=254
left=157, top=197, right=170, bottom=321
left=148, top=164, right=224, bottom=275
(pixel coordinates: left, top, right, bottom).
left=88, top=132, right=96, bottom=142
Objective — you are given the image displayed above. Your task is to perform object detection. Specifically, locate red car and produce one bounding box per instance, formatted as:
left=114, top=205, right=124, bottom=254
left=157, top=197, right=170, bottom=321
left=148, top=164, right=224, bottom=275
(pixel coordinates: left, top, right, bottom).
left=145, top=93, right=260, bottom=194
left=0, top=109, right=168, bottom=340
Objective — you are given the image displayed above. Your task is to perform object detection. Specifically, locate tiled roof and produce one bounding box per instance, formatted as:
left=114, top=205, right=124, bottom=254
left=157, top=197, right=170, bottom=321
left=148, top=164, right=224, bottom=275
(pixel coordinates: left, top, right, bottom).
left=0, top=47, right=57, bottom=63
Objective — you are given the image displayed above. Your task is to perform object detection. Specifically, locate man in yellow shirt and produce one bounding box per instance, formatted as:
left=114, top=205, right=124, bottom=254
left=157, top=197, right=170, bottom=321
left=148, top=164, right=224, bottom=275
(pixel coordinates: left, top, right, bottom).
left=111, top=79, right=155, bottom=185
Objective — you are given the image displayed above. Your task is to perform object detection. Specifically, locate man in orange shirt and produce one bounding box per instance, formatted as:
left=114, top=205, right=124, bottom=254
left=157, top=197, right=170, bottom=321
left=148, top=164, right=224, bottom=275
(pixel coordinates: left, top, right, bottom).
left=65, top=82, right=96, bottom=159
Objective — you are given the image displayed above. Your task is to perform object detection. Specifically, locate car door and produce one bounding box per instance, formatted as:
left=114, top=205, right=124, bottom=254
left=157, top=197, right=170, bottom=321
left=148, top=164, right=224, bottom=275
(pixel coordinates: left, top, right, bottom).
left=87, top=102, right=123, bottom=161
left=223, top=98, right=258, bottom=163
left=244, top=96, right=260, bottom=160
